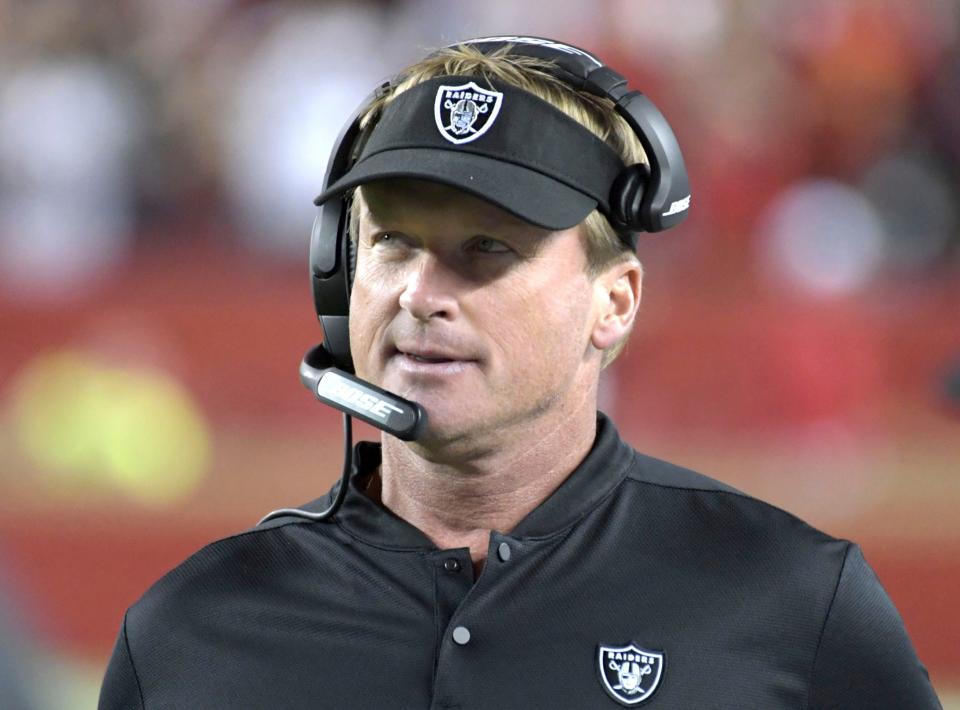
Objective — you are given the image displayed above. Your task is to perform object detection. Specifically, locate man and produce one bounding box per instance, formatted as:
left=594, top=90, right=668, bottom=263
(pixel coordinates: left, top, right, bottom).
left=100, top=38, right=942, bottom=709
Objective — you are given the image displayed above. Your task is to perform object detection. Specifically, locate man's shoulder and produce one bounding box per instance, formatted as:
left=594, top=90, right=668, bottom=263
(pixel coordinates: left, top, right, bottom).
left=619, top=447, right=847, bottom=554
left=625, top=449, right=744, bottom=495
left=107, top=507, right=358, bottom=706
left=127, top=502, right=333, bottom=626
left=608, top=448, right=941, bottom=708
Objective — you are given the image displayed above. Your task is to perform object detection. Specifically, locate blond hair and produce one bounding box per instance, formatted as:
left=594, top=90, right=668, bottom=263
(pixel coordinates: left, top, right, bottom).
left=350, top=44, right=645, bottom=366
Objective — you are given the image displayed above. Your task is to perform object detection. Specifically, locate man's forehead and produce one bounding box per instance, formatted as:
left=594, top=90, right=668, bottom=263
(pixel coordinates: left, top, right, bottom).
left=357, top=179, right=555, bottom=235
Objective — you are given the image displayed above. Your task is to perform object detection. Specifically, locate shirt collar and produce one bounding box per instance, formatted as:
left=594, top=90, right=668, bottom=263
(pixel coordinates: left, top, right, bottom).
left=305, top=411, right=634, bottom=549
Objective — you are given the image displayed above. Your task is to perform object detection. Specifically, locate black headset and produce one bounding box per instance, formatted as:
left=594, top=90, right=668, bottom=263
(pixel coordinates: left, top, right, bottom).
left=260, top=36, right=691, bottom=525
left=309, top=35, right=691, bottom=375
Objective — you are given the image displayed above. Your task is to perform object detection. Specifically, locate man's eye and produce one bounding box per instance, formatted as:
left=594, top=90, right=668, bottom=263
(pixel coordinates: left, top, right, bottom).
left=472, top=237, right=512, bottom=254
left=371, top=232, right=405, bottom=247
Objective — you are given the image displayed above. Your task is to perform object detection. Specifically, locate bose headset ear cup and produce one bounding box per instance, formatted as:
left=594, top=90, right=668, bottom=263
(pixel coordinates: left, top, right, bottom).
left=453, top=37, right=689, bottom=235
left=609, top=163, right=650, bottom=232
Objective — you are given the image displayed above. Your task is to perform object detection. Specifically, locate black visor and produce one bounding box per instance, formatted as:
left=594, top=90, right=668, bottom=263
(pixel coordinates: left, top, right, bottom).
left=314, top=76, right=626, bottom=230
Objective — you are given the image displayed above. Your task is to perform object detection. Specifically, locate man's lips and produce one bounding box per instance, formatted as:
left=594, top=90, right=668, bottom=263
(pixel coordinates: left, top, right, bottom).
left=394, top=349, right=471, bottom=363
left=403, top=353, right=454, bottom=364
left=389, top=345, right=479, bottom=371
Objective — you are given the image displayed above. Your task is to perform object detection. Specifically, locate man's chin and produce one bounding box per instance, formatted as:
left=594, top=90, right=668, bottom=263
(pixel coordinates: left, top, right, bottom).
left=395, top=405, right=496, bottom=459
left=370, top=369, right=498, bottom=450
left=413, top=401, right=474, bottom=439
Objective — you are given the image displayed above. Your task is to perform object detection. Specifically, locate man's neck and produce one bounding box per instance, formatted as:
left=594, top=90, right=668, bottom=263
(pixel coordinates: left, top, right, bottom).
left=376, top=404, right=598, bottom=571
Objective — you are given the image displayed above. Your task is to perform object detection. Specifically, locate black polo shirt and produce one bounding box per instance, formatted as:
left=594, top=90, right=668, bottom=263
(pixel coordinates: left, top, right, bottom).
left=99, top=414, right=941, bottom=709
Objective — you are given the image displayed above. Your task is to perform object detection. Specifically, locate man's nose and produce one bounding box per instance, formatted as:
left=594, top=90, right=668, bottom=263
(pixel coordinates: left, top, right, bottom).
left=398, top=253, right=461, bottom=322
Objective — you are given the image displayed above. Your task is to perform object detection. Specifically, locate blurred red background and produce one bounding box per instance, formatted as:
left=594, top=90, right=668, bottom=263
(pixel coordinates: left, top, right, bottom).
left=0, top=1, right=958, bottom=706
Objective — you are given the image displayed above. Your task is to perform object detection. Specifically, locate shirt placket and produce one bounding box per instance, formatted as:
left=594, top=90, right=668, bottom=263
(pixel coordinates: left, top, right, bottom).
left=429, top=533, right=522, bottom=710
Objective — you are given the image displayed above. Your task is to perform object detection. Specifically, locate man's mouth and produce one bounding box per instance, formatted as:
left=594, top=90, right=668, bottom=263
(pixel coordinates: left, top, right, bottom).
left=391, top=346, right=476, bottom=372
left=404, top=353, right=454, bottom=364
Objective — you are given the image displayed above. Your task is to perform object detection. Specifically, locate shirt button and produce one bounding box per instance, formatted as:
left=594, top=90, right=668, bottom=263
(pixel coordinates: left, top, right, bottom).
left=497, top=542, right=512, bottom=562
left=443, top=558, right=461, bottom=572
left=452, top=626, right=471, bottom=645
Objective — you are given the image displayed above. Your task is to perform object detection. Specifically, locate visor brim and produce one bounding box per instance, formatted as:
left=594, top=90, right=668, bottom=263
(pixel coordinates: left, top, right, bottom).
left=313, top=148, right=598, bottom=231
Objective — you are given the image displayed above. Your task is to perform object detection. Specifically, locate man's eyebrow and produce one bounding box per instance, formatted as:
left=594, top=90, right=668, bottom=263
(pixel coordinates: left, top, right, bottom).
left=354, top=204, right=386, bottom=234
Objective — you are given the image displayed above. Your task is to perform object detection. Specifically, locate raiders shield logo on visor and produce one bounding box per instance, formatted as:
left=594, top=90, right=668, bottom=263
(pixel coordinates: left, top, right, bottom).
left=597, top=643, right=665, bottom=706
left=434, top=81, right=503, bottom=145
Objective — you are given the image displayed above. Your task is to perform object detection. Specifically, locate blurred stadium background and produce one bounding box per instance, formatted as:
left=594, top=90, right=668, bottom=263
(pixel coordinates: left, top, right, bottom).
left=0, top=0, right=958, bottom=707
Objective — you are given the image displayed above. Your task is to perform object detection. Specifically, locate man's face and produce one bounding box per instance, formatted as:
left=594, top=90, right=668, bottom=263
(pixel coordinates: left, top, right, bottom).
left=350, top=179, right=606, bottom=453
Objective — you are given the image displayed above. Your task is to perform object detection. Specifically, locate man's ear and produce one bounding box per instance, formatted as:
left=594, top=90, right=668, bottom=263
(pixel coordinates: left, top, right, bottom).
left=590, top=258, right=643, bottom=351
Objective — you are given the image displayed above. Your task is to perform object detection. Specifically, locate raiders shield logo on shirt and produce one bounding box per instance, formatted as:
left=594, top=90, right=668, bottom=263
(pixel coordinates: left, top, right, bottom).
left=597, top=643, right=664, bottom=706
left=434, top=81, right=503, bottom=145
